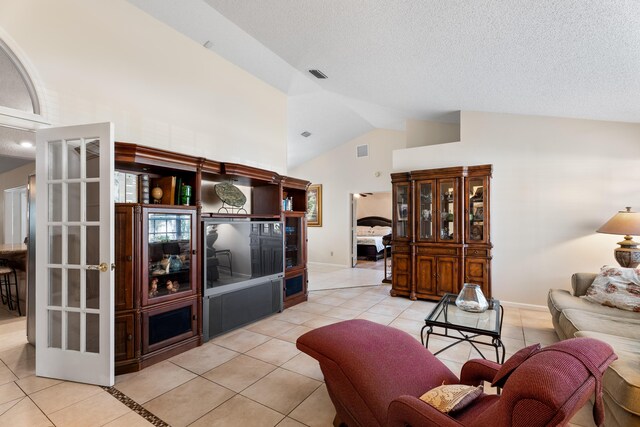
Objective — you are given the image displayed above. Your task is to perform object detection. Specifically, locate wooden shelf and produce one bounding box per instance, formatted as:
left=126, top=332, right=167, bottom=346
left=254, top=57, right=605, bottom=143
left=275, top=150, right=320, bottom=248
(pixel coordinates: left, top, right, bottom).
left=200, top=212, right=281, bottom=220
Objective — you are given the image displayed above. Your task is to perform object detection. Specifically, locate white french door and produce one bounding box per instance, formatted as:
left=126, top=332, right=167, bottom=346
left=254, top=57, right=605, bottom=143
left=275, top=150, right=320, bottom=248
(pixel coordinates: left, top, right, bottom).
left=35, top=122, right=114, bottom=386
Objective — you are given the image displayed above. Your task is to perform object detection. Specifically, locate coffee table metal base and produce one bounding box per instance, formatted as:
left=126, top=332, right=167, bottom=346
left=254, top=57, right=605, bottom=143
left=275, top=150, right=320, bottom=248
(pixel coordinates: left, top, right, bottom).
left=421, top=325, right=506, bottom=364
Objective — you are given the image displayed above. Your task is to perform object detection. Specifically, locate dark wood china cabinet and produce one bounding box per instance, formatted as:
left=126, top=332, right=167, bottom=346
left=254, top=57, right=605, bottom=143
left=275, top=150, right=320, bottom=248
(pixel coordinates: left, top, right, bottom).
left=390, top=165, right=492, bottom=301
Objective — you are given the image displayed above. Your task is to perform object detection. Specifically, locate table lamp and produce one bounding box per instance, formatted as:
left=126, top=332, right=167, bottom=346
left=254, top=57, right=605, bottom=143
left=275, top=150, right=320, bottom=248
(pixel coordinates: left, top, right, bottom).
left=596, top=207, right=640, bottom=268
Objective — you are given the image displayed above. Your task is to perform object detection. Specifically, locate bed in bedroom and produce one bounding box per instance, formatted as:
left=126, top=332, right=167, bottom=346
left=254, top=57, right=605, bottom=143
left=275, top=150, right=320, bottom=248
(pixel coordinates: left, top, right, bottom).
left=356, top=216, right=392, bottom=261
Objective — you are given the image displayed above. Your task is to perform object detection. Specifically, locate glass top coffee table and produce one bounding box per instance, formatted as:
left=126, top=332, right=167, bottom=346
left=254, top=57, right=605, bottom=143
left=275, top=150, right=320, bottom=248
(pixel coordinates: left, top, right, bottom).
left=421, top=293, right=505, bottom=363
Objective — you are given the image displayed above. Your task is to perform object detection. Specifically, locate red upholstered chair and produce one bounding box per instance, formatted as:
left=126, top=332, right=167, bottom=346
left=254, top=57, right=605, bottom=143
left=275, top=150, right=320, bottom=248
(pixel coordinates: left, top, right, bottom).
left=296, top=319, right=617, bottom=427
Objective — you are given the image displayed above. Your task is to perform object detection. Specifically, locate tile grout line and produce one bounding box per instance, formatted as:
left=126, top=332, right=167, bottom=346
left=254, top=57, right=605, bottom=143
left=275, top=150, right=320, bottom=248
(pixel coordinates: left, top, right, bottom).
left=0, top=395, right=24, bottom=417
left=24, top=394, right=57, bottom=427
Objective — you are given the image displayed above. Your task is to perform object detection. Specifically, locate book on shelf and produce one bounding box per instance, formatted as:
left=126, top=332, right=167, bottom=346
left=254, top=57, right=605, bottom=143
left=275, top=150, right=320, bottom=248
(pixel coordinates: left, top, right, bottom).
left=114, top=172, right=138, bottom=203
left=139, top=174, right=150, bottom=204
left=174, top=177, right=182, bottom=205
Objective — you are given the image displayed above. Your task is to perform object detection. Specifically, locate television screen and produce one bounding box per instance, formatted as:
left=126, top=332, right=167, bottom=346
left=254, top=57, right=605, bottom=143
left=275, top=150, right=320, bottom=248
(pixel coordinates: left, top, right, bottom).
left=203, top=220, right=284, bottom=294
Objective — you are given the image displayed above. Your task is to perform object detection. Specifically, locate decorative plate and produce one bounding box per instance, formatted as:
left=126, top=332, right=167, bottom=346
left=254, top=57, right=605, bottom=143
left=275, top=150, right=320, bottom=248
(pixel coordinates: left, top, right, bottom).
left=215, top=182, right=247, bottom=207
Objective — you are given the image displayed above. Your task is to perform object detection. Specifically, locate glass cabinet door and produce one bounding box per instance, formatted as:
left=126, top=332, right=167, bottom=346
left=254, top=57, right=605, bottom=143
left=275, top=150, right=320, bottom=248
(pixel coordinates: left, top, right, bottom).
left=417, top=181, right=434, bottom=241
left=438, top=179, right=458, bottom=242
left=145, top=210, right=195, bottom=304
left=394, top=183, right=410, bottom=239
left=467, top=177, right=486, bottom=242
left=285, top=215, right=303, bottom=270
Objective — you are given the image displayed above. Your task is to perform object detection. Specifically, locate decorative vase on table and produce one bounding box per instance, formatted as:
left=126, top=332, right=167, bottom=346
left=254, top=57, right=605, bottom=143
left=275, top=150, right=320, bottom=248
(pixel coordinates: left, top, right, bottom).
left=455, top=283, right=489, bottom=313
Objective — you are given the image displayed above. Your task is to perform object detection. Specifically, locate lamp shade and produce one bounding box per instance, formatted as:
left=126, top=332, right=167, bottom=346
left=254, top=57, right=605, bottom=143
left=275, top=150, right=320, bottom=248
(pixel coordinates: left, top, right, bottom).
left=596, top=207, right=640, bottom=236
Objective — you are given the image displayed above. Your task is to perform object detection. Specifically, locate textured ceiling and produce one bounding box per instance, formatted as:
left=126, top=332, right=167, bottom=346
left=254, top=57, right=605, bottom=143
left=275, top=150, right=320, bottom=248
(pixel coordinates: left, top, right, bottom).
left=128, top=0, right=640, bottom=168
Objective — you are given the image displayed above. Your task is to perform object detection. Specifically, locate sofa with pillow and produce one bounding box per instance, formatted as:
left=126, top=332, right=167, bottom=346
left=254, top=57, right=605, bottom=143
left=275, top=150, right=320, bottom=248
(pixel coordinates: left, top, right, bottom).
left=547, top=267, right=640, bottom=427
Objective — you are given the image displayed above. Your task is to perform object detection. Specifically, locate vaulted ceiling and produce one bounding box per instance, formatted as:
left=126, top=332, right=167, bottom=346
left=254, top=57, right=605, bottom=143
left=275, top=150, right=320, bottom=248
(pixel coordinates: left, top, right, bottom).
left=132, top=1, right=640, bottom=168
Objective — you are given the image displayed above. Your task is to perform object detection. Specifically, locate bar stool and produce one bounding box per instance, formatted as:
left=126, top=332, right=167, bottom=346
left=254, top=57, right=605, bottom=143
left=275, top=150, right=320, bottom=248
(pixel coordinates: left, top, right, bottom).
left=0, top=259, right=20, bottom=316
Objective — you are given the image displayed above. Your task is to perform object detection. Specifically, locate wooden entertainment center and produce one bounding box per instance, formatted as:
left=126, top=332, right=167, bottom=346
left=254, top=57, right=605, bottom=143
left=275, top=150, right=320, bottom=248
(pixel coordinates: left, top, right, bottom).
left=114, top=142, right=310, bottom=374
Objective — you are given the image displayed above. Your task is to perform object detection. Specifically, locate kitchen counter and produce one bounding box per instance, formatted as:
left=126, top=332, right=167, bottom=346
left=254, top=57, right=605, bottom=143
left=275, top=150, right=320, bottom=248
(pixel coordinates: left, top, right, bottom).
left=0, top=243, right=27, bottom=256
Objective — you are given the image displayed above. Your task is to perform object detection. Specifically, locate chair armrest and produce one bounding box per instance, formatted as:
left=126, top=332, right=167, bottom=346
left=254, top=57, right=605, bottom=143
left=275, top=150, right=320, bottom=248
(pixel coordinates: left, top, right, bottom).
left=387, top=395, right=464, bottom=427
left=459, top=359, right=501, bottom=386
left=571, top=273, right=597, bottom=296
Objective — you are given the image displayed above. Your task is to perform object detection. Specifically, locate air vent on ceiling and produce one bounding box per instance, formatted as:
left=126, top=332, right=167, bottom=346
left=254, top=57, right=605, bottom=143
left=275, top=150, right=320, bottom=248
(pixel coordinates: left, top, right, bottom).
left=356, top=144, right=369, bottom=158
left=308, top=69, right=328, bottom=79
left=301, top=131, right=311, bottom=138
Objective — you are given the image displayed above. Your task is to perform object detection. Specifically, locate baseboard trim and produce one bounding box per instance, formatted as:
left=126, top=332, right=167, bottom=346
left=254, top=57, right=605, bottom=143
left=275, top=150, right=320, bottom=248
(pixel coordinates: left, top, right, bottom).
left=500, top=300, right=547, bottom=311
left=308, top=261, right=350, bottom=268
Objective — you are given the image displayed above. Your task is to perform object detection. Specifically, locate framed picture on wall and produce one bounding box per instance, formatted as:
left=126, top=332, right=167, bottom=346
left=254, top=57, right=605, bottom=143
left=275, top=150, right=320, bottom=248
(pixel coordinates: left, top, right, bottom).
left=307, top=184, right=322, bottom=227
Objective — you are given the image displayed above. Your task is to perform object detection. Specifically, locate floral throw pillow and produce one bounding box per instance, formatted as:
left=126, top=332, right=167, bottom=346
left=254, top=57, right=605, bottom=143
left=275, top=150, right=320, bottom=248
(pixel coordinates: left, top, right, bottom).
left=420, top=384, right=483, bottom=413
left=582, top=265, right=640, bottom=312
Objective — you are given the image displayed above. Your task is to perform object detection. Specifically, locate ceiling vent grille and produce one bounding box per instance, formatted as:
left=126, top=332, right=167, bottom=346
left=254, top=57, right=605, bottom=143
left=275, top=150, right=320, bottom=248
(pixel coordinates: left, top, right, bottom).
left=356, top=144, right=369, bottom=158
left=309, top=69, right=328, bottom=79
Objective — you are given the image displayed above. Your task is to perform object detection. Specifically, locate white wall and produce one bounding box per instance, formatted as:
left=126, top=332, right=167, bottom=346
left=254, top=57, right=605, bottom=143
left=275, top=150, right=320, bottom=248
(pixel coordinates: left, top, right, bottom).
left=356, top=192, right=392, bottom=220
left=0, top=0, right=287, bottom=173
left=290, top=128, right=405, bottom=265
left=394, top=111, right=640, bottom=305
left=0, top=161, right=34, bottom=243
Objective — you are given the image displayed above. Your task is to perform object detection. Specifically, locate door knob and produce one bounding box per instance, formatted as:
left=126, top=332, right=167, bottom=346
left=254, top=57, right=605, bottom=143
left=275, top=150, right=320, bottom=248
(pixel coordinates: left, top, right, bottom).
left=87, top=263, right=109, bottom=273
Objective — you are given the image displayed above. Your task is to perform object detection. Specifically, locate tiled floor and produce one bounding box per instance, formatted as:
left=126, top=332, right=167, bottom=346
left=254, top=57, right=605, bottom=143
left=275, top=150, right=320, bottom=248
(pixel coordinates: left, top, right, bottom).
left=0, top=264, right=596, bottom=426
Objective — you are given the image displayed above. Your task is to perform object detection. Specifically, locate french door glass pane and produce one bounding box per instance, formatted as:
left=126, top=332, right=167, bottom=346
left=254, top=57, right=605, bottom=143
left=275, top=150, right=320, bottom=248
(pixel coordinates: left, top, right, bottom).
left=86, top=182, right=100, bottom=222
left=67, top=269, right=81, bottom=308
left=48, top=310, right=62, bottom=349
left=48, top=184, right=62, bottom=222
left=66, top=139, right=82, bottom=180
left=48, top=140, right=63, bottom=180
left=49, top=269, right=62, bottom=306
left=85, top=140, right=100, bottom=179
left=68, top=226, right=81, bottom=265
left=67, top=312, right=80, bottom=351
left=67, top=183, right=81, bottom=222
left=86, top=313, right=99, bottom=353
left=86, top=270, right=100, bottom=310
left=49, top=226, right=62, bottom=264
left=86, top=226, right=100, bottom=266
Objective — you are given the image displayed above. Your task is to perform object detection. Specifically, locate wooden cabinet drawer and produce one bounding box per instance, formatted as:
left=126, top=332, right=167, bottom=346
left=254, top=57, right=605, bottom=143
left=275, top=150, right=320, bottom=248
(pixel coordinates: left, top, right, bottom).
left=417, top=246, right=460, bottom=256
left=465, top=248, right=490, bottom=257
left=392, top=244, right=411, bottom=254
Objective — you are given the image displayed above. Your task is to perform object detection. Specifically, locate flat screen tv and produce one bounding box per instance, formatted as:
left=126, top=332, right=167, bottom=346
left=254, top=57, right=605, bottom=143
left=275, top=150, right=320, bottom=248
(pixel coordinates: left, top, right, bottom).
left=202, top=219, right=284, bottom=297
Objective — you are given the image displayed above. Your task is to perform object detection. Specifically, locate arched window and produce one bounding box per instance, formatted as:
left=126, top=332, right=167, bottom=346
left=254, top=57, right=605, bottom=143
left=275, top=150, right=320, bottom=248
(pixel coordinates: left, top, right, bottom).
left=0, top=38, right=40, bottom=115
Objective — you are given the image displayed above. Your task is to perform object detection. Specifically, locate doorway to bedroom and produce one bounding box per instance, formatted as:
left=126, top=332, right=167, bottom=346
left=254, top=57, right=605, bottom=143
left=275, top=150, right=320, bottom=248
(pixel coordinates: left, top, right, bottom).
left=352, top=191, right=392, bottom=276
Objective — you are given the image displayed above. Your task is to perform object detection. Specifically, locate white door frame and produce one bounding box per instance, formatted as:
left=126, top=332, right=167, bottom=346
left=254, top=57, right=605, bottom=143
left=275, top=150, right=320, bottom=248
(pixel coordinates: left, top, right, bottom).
left=351, top=194, right=358, bottom=267
left=4, top=185, right=27, bottom=244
